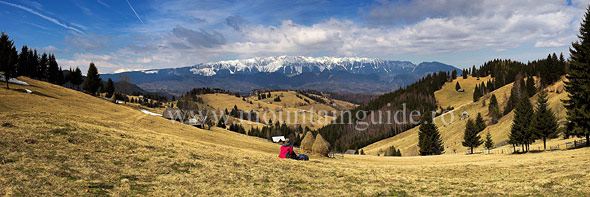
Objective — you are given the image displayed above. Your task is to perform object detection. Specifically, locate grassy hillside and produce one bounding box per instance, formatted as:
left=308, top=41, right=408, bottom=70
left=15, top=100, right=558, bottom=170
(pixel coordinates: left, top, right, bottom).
left=363, top=76, right=576, bottom=156
left=1, top=77, right=589, bottom=196
left=200, top=91, right=356, bottom=130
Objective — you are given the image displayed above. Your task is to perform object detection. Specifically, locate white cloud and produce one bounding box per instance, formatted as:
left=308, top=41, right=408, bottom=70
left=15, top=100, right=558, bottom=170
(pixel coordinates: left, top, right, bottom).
left=59, top=0, right=587, bottom=73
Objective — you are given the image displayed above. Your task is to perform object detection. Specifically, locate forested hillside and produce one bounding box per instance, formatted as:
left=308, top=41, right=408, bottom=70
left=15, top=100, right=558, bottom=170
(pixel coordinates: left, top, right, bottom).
left=319, top=54, right=568, bottom=152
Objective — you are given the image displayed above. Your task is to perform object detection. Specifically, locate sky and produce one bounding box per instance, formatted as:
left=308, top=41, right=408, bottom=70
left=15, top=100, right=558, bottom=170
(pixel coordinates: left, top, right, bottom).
left=0, top=0, right=588, bottom=73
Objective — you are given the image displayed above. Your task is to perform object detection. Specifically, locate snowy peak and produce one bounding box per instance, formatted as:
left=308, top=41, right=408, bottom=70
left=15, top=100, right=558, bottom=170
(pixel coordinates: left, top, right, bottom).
left=189, top=56, right=417, bottom=76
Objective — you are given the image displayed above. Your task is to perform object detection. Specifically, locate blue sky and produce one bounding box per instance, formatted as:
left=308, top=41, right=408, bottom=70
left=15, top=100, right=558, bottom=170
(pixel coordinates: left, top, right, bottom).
left=0, top=0, right=587, bottom=73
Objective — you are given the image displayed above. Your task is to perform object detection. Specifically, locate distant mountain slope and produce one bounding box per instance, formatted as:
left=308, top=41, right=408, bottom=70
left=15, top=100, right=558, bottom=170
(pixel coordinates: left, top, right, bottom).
left=101, top=56, right=461, bottom=95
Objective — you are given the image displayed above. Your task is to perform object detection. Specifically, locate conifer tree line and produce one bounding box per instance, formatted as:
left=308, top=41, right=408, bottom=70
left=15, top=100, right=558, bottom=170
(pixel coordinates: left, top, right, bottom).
left=0, top=32, right=90, bottom=91
left=0, top=32, right=76, bottom=89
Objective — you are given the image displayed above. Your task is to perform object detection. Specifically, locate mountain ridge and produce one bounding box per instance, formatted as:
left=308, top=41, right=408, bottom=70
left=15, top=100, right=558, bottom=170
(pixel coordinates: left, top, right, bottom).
left=102, top=56, right=461, bottom=95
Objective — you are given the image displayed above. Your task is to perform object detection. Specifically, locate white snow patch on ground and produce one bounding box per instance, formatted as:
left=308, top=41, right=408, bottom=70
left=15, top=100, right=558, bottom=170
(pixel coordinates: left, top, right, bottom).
left=25, top=89, right=33, bottom=94
left=141, top=109, right=162, bottom=116
left=0, top=74, right=30, bottom=86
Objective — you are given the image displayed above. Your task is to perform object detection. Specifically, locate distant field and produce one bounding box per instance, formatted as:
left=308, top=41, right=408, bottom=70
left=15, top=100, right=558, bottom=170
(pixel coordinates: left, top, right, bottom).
left=1, top=77, right=589, bottom=196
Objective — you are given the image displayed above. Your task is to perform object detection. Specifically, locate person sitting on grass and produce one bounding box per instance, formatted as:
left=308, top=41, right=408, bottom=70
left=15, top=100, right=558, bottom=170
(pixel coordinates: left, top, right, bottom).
left=278, top=138, right=309, bottom=160
left=278, top=138, right=298, bottom=159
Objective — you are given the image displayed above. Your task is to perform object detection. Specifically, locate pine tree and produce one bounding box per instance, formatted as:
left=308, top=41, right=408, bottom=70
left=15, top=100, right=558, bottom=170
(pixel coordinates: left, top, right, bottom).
left=504, top=82, right=521, bottom=115
left=47, top=54, right=60, bottom=84
left=17, top=45, right=29, bottom=76
left=0, top=32, right=18, bottom=89
left=451, top=69, right=457, bottom=80
left=488, top=94, right=501, bottom=124
left=39, top=53, right=48, bottom=81
left=71, top=67, right=83, bottom=90
left=83, top=63, right=101, bottom=95
left=475, top=112, right=486, bottom=132
left=532, top=91, right=558, bottom=150
left=462, top=69, right=468, bottom=79
left=525, top=76, right=536, bottom=96
left=105, top=78, right=115, bottom=98
left=455, top=81, right=461, bottom=91
left=29, top=50, right=39, bottom=79
left=418, top=112, right=444, bottom=155
left=484, top=132, right=494, bottom=153
left=564, top=5, right=590, bottom=147
left=462, top=119, right=482, bottom=154
left=510, top=93, right=534, bottom=152
left=473, top=84, right=480, bottom=102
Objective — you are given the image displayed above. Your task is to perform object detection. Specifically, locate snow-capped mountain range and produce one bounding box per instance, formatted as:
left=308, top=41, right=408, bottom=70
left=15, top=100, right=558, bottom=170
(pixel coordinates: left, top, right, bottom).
left=187, top=56, right=416, bottom=77
left=102, top=56, right=460, bottom=95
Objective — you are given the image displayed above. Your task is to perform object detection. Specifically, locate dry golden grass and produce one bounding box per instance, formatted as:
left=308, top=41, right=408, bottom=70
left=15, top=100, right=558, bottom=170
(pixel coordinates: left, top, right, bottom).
left=364, top=76, right=576, bottom=156
left=1, top=77, right=589, bottom=196
left=200, top=91, right=354, bottom=130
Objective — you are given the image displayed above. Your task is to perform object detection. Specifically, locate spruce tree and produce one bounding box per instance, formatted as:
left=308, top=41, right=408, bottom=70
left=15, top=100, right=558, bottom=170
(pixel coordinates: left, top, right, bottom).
left=484, top=132, right=494, bottom=153
left=475, top=113, right=486, bottom=132
left=564, top=5, right=590, bottom=147
left=47, top=54, right=60, bottom=84
left=462, top=119, right=482, bottom=154
left=418, top=112, right=444, bottom=155
left=39, top=53, right=48, bottom=81
left=488, top=94, right=501, bottom=123
left=510, top=93, right=534, bottom=152
left=473, top=84, right=480, bottom=102
left=0, top=32, right=18, bottom=89
left=532, top=91, right=558, bottom=150
left=462, top=69, right=468, bottom=79
left=17, top=45, right=29, bottom=76
left=29, top=50, right=39, bottom=79
left=83, top=63, right=101, bottom=95
left=504, top=84, right=520, bottom=115
left=105, top=78, right=115, bottom=98
left=525, top=76, right=536, bottom=96
left=455, top=81, right=461, bottom=91
left=71, top=67, right=83, bottom=90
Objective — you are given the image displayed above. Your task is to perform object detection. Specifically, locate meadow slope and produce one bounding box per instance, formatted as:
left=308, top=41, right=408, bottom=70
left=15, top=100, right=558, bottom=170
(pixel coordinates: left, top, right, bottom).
left=0, top=77, right=589, bottom=196
left=363, top=76, right=576, bottom=156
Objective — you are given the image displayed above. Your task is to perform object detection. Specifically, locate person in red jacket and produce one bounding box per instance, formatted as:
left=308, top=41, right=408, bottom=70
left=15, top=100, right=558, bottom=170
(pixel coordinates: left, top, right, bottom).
left=278, top=138, right=297, bottom=159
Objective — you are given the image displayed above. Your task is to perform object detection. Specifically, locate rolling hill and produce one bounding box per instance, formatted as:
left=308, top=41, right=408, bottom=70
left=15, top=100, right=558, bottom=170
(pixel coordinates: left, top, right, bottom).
left=1, top=77, right=589, bottom=195
left=197, top=90, right=356, bottom=131
left=362, top=76, right=578, bottom=156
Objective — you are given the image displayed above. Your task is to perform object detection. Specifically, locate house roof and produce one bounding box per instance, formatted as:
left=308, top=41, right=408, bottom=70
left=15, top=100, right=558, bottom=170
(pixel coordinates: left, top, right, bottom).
left=272, top=136, right=285, bottom=143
